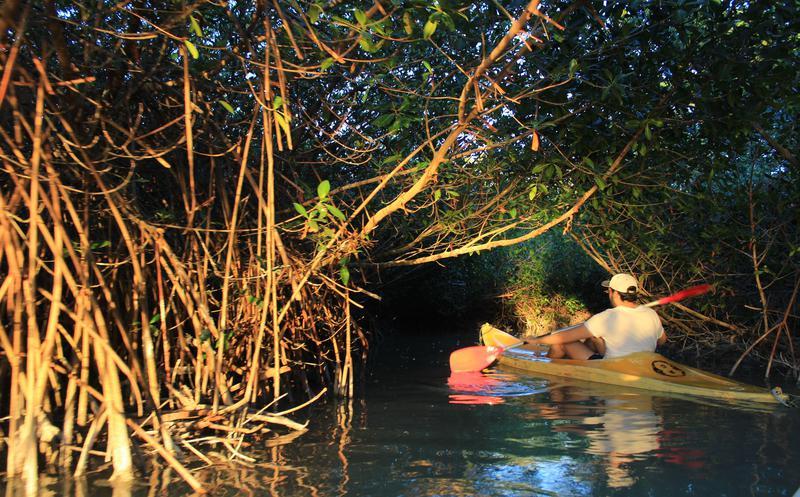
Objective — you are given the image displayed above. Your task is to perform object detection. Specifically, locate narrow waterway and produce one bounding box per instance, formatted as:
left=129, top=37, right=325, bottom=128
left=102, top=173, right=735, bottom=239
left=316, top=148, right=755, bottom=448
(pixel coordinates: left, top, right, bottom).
left=7, top=324, right=800, bottom=496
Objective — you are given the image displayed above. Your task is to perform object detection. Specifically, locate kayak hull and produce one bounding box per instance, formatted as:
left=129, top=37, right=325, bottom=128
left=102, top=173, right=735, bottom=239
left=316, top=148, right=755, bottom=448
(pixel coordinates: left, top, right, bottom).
left=480, top=323, right=779, bottom=405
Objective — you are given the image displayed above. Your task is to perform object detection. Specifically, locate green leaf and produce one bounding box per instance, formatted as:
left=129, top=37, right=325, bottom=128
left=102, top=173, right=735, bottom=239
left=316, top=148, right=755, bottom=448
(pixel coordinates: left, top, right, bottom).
left=370, top=39, right=384, bottom=53
left=359, top=35, right=373, bottom=52
left=328, top=204, right=346, bottom=221
left=595, top=177, right=607, bottom=190
left=372, top=114, right=394, bottom=128
left=275, top=112, right=291, bottom=137
left=320, top=57, right=335, bottom=71
left=439, top=12, right=455, bottom=31
left=569, top=58, right=578, bottom=78
left=434, top=189, right=442, bottom=201
left=308, top=219, right=319, bottom=232
left=293, top=202, right=309, bottom=218
left=529, top=185, right=538, bottom=200
left=423, top=19, right=438, bottom=39
left=355, top=9, right=367, bottom=26
left=273, top=95, right=283, bottom=109
left=317, top=180, right=331, bottom=200
left=509, top=208, right=517, bottom=219
left=543, top=165, right=555, bottom=181
left=190, top=16, right=203, bottom=37
left=340, top=265, right=351, bottom=286
left=184, top=40, right=199, bottom=59
left=219, top=100, right=235, bottom=114
left=308, top=3, right=323, bottom=23
left=381, top=153, right=402, bottom=164
left=149, top=313, right=162, bottom=325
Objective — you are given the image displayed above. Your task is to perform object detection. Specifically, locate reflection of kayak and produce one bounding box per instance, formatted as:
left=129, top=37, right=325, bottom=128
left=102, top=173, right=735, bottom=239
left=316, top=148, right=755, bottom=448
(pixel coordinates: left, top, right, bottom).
left=480, top=324, right=785, bottom=406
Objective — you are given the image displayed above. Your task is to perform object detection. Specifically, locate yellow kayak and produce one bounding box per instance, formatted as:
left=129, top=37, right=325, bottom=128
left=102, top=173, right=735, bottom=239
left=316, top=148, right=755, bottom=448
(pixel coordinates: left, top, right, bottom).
left=480, top=324, right=791, bottom=406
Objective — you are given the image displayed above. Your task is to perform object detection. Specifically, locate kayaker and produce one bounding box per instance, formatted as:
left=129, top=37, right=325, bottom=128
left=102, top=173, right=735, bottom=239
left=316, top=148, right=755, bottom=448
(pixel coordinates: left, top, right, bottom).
left=525, top=273, right=667, bottom=360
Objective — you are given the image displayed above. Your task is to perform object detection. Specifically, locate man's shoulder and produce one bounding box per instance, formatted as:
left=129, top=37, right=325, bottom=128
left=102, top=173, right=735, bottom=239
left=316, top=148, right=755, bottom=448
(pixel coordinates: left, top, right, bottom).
left=609, top=305, right=662, bottom=324
left=587, top=307, right=616, bottom=321
left=634, top=305, right=661, bottom=318
left=617, top=304, right=656, bottom=314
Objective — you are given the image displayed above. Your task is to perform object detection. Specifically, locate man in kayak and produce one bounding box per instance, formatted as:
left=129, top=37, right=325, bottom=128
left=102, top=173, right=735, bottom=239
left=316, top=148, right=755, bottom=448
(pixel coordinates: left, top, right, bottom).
left=526, top=273, right=667, bottom=360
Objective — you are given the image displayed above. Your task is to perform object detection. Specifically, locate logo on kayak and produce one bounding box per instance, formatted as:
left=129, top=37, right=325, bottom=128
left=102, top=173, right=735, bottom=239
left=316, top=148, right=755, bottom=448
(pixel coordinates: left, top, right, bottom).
left=651, top=360, right=686, bottom=377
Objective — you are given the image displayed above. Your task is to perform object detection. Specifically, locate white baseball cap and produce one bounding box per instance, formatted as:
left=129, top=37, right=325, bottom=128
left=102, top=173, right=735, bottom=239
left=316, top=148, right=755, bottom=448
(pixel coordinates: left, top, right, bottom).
left=601, top=273, right=639, bottom=293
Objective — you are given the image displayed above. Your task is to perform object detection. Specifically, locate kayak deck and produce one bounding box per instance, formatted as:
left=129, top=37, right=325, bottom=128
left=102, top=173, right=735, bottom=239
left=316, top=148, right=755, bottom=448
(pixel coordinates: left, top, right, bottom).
left=480, top=323, right=781, bottom=405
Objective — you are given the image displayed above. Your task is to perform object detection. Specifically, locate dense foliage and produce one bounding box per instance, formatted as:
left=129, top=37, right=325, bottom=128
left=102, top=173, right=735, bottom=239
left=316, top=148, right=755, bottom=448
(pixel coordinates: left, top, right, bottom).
left=0, top=0, right=797, bottom=490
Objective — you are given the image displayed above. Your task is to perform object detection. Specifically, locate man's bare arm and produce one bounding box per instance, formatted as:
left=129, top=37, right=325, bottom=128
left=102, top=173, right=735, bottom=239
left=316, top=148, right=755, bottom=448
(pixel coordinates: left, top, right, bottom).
left=528, top=324, right=593, bottom=345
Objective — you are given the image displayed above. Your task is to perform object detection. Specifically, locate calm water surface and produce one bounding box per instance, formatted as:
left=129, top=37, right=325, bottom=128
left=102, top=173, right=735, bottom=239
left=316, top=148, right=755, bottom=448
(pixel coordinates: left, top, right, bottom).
left=12, top=329, right=800, bottom=496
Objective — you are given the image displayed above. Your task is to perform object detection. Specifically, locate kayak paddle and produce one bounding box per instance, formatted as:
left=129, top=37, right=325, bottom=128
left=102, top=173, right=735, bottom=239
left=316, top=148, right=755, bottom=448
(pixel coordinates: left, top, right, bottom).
left=448, top=284, right=713, bottom=373
left=642, top=284, right=712, bottom=307
left=449, top=345, right=504, bottom=373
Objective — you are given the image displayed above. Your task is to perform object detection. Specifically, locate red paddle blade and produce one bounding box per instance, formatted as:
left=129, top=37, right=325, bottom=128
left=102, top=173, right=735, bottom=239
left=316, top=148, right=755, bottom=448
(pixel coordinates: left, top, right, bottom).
left=656, top=284, right=713, bottom=305
left=449, top=346, right=502, bottom=373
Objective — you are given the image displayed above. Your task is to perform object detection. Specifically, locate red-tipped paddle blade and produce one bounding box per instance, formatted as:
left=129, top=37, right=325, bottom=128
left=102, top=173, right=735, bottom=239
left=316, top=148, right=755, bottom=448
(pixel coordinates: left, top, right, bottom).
left=654, top=284, right=713, bottom=306
left=449, top=345, right=502, bottom=373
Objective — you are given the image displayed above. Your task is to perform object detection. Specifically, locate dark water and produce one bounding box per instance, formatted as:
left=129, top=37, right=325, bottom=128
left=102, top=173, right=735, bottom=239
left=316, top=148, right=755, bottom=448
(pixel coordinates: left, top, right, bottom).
left=7, top=329, right=800, bottom=496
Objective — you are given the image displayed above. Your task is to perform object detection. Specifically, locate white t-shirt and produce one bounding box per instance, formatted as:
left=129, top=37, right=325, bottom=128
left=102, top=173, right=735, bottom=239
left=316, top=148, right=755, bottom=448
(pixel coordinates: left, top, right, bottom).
left=584, top=305, right=664, bottom=359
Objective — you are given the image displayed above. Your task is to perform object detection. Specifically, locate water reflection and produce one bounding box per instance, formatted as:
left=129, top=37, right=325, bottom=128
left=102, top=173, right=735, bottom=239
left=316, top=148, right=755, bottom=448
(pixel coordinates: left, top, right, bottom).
left=447, top=372, right=505, bottom=404
left=544, top=384, right=662, bottom=488
left=447, top=371, right=715, bottom=491
left=3, top=475, right=133, bottom=497
left=535, top=380, right=718, bottom=491
left=447, top=370, right=549, bottom=405
left=3, top=363, right=797, bottom=497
